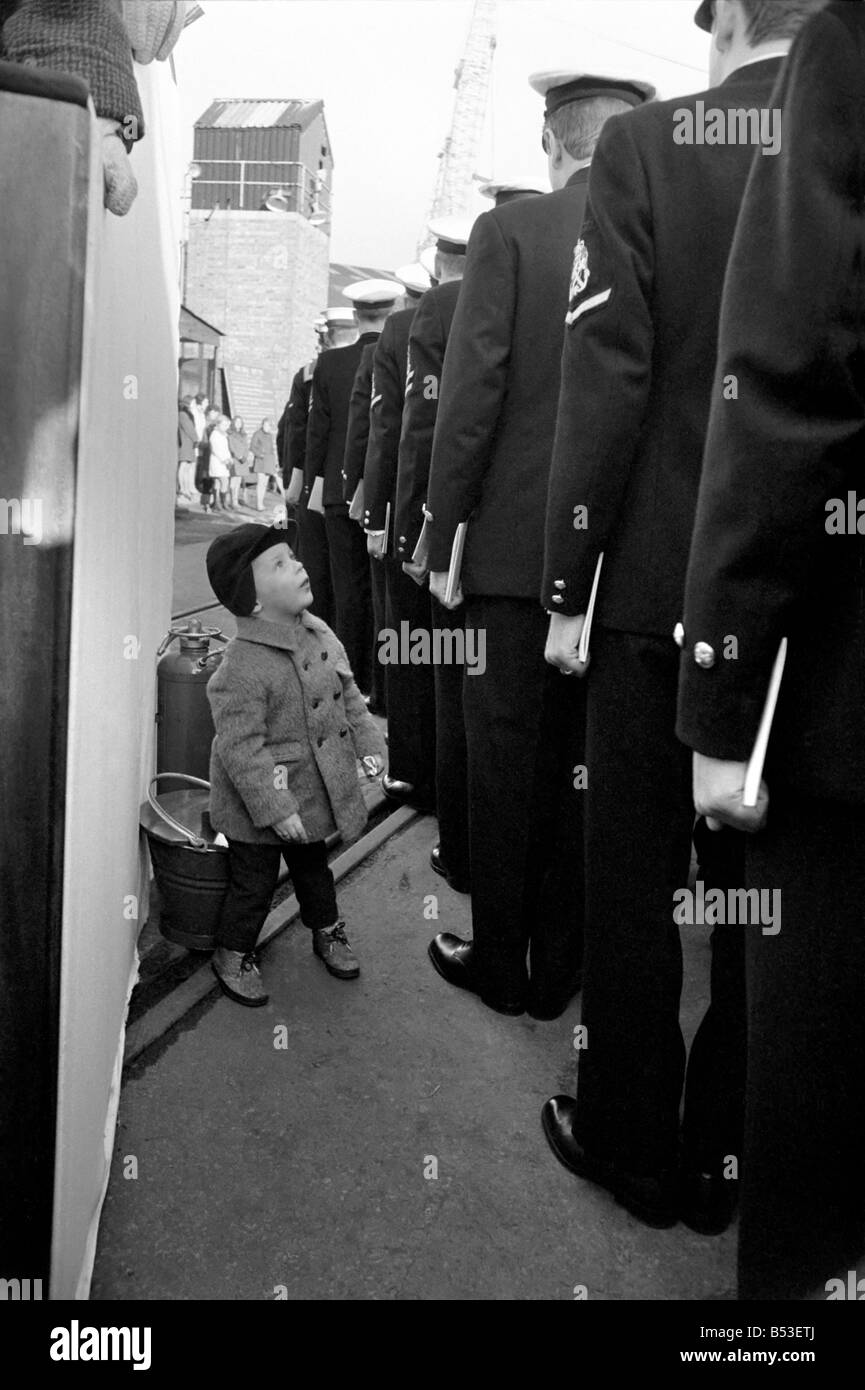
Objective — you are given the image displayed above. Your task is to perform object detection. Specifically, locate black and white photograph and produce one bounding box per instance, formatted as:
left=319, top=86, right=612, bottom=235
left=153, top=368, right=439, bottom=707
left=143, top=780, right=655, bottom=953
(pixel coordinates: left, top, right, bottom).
left=1, top=0, right=863, bottom=1350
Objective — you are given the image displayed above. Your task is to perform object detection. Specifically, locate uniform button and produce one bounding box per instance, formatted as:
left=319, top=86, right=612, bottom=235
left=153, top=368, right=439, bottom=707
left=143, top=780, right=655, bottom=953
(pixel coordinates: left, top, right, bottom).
left=321, top=651, right=328, bottom=661
left=693, top=641, right=715, bottom=669
left=673, top=622, right=685, bottom=650
left=317, top=736, right=324, bottom=747
left=554, top=580, right=565, bottom=590
left=551, top=595, right=564, bottom=605
left=340, top=728, right=348, bottom=738
left=313, top=699, right=321, bottom=709
left=303, top=661, right=310, bottom=671
left=399, top=536, right=406, bottom=544
left=333, top=690, right=340, bottom=700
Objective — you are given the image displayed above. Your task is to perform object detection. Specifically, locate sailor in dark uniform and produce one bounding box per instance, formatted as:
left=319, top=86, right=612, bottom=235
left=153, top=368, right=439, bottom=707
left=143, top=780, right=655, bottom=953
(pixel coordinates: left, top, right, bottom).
left=394, top=217, right=473, bottom=881
left=341, top=276, right=411, bottom=721
left=306, top=282, right=398, bottom=696
left=676, top=0, right=863, bottom=1299
left=279, top=314, right=334, bottom=627
left=424, top=71, right=653, bottom=1021
left=361, top=261, right=438, bottom=805
left=343, top=333, right=386, bottom=715
left=540, top=0, right=826, bottom=1230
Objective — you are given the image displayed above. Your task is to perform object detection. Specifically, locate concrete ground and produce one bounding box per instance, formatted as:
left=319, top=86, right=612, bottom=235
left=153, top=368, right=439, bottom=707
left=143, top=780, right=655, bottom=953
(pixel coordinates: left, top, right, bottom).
left=90, top=815, right=736, bottom=1302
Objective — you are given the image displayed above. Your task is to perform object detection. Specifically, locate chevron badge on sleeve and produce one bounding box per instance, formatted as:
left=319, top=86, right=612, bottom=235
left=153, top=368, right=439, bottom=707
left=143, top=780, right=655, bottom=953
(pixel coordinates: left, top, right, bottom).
left=565, top=237, right=611, bottom=327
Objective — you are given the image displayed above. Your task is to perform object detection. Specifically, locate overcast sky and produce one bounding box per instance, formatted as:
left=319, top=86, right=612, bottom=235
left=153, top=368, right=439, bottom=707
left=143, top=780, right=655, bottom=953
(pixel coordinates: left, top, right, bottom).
left=175, top=1, right=711, bottom=267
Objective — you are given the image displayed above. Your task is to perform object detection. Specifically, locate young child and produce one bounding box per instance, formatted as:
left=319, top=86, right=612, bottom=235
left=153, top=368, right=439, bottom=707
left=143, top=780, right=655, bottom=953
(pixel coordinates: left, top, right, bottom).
left=204, top=521, right=386, bottom=1006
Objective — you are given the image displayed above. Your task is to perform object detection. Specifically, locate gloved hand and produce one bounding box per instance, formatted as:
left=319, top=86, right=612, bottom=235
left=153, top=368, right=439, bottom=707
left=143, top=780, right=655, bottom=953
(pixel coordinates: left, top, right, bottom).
left=98, top=115, right=137, bottom=215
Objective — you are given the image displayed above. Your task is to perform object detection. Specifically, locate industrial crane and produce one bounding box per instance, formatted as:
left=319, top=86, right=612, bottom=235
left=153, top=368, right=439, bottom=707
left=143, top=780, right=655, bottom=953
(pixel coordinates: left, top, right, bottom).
left=419, top=0, right=497, bottom=250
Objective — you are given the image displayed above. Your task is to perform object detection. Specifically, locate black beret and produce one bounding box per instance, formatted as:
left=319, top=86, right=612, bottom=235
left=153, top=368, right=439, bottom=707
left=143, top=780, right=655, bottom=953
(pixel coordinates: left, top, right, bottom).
left=206, top=520, right=298, bottom=617
left=695, top=1, right=714, bottom=32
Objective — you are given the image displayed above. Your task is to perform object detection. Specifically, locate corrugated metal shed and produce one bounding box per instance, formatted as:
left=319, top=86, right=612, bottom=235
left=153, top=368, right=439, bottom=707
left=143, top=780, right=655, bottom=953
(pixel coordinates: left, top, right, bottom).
left=191, top=98, right=332, bottom=212
left=195, top=98, right=324, bottom=130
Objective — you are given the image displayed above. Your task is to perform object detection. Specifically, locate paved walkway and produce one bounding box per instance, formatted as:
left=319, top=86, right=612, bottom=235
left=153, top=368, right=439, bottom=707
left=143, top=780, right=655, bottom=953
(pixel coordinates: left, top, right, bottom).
left=90, top=817, right=735, bottom=1302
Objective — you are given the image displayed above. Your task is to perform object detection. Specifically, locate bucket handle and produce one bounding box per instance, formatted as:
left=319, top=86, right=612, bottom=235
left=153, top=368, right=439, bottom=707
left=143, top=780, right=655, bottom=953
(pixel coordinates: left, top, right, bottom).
left=146, top=774, right=214, bottom=851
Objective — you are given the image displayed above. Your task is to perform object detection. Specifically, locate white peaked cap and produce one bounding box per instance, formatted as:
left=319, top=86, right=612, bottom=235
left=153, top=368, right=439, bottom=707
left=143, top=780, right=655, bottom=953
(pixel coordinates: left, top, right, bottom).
left=427, top=214, right=477, bottom=253
left=343, top=279, right=401, bottom=308
left=394, top=262, right=433, bottom=296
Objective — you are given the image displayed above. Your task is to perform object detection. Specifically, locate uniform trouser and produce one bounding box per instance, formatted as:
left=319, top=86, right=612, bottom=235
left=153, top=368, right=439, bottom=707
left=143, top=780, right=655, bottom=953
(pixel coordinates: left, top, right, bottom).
left=297, top=502, right=334, bottom=629
left=462, top=596, right=585, bottom=1002
left=383, top=558, right=436, bottom=799
left=430, top=595, right=470, bottom=882
left=574, top=627, right=745, bottom=1177
left=369, top=553, right=387, bottom=715
left=325, top=510, right=373, bottom=696
left=216, top=839, right=339, bottom=954
left=738, top=796, right=865, bottom=1300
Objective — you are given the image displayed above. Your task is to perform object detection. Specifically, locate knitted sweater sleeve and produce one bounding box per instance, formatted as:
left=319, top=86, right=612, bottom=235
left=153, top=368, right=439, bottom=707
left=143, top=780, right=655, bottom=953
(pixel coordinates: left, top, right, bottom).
left=1, top=0, right=145, bottom=138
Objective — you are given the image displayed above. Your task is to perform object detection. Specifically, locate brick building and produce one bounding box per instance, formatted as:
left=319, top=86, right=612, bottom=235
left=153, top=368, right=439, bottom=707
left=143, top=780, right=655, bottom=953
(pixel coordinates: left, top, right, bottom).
left=184, top=98, right=333, bottom=424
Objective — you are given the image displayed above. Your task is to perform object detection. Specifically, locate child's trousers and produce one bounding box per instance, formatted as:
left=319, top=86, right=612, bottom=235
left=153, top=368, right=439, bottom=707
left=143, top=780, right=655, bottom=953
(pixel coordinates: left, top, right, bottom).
left=216, top=839, right=339, bottom=954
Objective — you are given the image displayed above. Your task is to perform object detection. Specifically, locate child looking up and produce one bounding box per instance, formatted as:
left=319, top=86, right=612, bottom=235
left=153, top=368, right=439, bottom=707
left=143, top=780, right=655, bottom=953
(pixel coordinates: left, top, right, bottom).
left=205, top=521, right=386, bottom=1006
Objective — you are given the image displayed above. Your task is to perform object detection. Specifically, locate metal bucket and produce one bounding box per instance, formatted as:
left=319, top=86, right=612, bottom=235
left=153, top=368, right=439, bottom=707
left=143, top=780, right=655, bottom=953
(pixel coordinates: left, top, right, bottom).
left=140, top=774, right=228, bottom=952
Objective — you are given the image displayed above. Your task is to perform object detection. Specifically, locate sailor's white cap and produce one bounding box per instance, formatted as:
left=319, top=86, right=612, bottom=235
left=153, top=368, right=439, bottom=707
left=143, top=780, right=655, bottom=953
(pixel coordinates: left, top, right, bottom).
left=477, top=178, right=545, bottom=202
left=324, top=307, right=357, bottom=327
left=394, top=262, right=432, bottom=297
left=343, top=278, right=401, bottom=309
left=427, top=214, right=476, bottom=254
left=529, top=70, right=656, bottom=116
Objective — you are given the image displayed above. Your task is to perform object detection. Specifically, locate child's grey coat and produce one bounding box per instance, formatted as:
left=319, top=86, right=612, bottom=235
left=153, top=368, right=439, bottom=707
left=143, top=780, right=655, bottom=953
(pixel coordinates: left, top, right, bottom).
left=207, top=612, right=386, bottom=846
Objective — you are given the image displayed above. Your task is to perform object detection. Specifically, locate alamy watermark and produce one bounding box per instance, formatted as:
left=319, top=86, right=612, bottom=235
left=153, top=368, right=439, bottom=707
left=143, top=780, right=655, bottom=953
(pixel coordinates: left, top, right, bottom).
left=673, top=102, right=781, bottom=156
left=674, top=881, right=781, bottom=935
left=377, top=622, right=486, bottom=674
left=0, top=497, right=42, bottom=545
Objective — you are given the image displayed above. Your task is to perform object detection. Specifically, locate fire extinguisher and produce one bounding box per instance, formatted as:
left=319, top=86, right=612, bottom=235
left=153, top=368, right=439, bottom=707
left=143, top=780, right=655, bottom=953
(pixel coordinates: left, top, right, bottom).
left=155, top=619, right=227, bottom=780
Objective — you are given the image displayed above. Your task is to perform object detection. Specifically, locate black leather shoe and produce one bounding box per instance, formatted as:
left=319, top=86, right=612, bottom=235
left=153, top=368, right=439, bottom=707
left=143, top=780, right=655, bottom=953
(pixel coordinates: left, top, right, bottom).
left=382, top=774, right=414, bottom=803
left=427, top=934, right=525, bottom=1016
left=541, top=1096, right=678, bottom=1229
left=679, top=1168, right=738, bottom=1236
left=430, top=844, right=471, bottom=894
left=526, top=971, right=583, bottom=1020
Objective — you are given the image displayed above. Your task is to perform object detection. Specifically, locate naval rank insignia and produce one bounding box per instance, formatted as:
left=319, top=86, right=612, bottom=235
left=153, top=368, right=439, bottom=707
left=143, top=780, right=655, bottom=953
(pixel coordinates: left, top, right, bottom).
left=570, top=239, right=590, bottom=301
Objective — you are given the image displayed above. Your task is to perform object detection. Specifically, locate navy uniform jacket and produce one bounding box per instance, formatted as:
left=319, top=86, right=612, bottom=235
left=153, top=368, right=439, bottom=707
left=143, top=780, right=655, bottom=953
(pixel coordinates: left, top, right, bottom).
left=305, top=333, right=379, bottom=510
left=426, top=170, right=589, bottom=597
left=342, top=342, right=377, bottom=503
left=677, top=4, right=865, bottom=805
left=278, top=361, right=314, bottom=480
left=542, top=57, right=784, bottom=632
left=394, top=280, right=461, bottom=562
left=363, top=306, right=417, bottom=547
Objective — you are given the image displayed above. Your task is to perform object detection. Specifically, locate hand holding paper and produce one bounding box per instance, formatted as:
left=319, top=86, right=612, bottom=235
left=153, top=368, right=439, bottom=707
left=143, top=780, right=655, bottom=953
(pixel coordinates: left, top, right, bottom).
left=692, top=753, right=768, bottom=834
left=544, top=612, right=586, bottom=675
left=307, top=475, right=325, bottom=515
left=690, top=637, right=787, bottom=832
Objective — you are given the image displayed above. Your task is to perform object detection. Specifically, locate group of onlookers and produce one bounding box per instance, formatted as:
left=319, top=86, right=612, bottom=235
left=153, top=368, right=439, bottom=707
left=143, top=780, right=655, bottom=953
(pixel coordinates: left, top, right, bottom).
left=177, top=393, right=286, bottom=514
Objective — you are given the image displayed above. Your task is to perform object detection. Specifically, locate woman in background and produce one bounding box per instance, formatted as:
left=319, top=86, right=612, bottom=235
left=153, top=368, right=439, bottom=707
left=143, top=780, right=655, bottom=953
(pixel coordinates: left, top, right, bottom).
left=250, top=418, right=285, bottom=511
left=208, top=415, right=232, bottom=511
left=227, top=415, right=251, bottom=510
left=177, top=395, right=197, bottom=501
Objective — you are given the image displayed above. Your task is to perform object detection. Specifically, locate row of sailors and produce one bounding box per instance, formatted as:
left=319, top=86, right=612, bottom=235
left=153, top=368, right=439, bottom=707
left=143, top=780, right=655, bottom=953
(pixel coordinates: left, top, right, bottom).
left=276, top=0, right=865, bottom=1303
